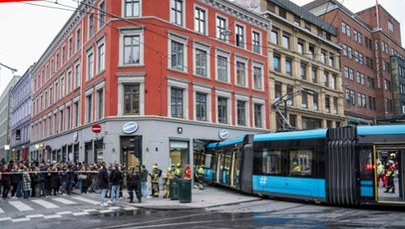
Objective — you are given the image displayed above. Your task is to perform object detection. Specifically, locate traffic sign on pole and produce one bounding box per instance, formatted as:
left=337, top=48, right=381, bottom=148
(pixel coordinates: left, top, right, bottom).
left=92, top=124, right=102, bottom=134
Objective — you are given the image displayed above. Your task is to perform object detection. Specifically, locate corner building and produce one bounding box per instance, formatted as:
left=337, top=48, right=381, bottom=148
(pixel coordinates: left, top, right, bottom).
left=29, top=0, right=270, bottom=170
left=236, top=0, right=345, bottom=130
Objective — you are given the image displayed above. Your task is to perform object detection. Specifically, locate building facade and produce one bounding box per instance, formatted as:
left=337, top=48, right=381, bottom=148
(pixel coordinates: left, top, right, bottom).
left=10, top=67, right=32, bottom=161
left=0, top=75, right=22, bottom=159
left=236, top=0, right=345, bottom=130
left=29, top=0, right=270, bottom=171
left=304, top=0, right=405, bottom=125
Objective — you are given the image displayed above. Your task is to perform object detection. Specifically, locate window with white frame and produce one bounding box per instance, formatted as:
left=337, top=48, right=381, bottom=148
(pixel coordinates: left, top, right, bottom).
left=169, top=33, right=187, bottom=72
left=89, top=13, right=94, bottom=38
left=124, top=84, right=140, bottom=115
left=59, top=110, right=64, bottom=132
left=217, top=96, right=228, bottom=124
left=171, top=87, right=184, bottom=118
left=66, top=106, right=71, bottom=130
left=96, top=88, right=104, bottom=120
left=216, top=51, right=229, bottom=82
left=235, top=58, right=247, bottom=87
left=86, top=93, right=93, bottom=123
left=170, top=0, right=184, bottom=26
left=235, top=24, right=245, bottom=48
left=97, top=41, right=105, bottom=73
left=76, top=28, right=81, bottom=51
left=68, top=38, right=73, bottom=59
left=253, top=63, right=263, bottom=91
left=388, top=21, right=394, bottom=32
left=194, top=7, right=206, bottom=34
left=253, top=102, right=264, bottom=128
left=73, top=100, right=79, bottom=127
left=99, top=1, right=105, bottom=28
left=74, top=60, right=81, bottom=88
left=237, top=100, right=246, bottom=126
left=252, top=31, right=261, bottom=54
left=124, top=0, right=140, bottom=17
left=60, top=76, right=65, bottom=101
left=195, top=92, right=207, bottom=121
left=216, top=16, right=227, bottom=41
left=87, top=50, right=94, bottom=80
left=194, top=47, right=208, bottom=77
left=54, top=80, right=59, bottom=101
left=67, top=69, right=72, bottom=94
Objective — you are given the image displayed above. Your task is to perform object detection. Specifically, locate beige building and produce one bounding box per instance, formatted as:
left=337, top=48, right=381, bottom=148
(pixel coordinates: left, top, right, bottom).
left=236, top=0, right=345, bottom=130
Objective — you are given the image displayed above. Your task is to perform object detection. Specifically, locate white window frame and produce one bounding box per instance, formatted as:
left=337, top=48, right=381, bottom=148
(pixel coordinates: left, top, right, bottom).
left=252, top=30, right=261, bottom=54
left=119, top=28, right=144, bottom=66
left=117, top=73, right=145, bottom=116
left=168, top=32, right=187, bottom=72
left=235, top=94, right=250, bottom=127
left=170, top=0, right=185, bottom=26
left=193, top=41, right=210, bottom=78
left=216, top=14, right=229, bottom=42
left=167, top=78, right=189, bottom=119
left=122, top=0, right=141, bottom=18
left=86, top=48, right=94, bottom=80
left=252, top=61, right=264, bottom=91
left=85, top=88, right=93, bottom=123
left=194, top=5, right=207, bottom=35
left=252, top=97, right=266, bottom=129
left=215, top=48, right=230, bottom=83
left=235, top=23, right=246, bottom=49
left=97, top=37, right=105, bottom=73
left=193, top=84, right=212, bottom=122
left=215, top=89, right=232, bottom=125
left=95, top=81, right=105, bottom=120
left=235, top=55, right=248, bottom=87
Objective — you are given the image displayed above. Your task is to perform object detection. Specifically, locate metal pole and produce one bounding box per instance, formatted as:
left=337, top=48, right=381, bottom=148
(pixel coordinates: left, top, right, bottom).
left=284, top=100, right=288, bottom=130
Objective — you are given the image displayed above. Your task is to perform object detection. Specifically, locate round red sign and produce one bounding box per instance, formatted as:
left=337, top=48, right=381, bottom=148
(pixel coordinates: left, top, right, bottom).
left=92, top=124, right=102, bottom=134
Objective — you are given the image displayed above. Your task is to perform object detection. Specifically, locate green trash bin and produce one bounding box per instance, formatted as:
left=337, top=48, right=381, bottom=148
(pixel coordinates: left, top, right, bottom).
left=178, top=179, right=192, bottom=203
left=170, top=178, right=179, bottom=200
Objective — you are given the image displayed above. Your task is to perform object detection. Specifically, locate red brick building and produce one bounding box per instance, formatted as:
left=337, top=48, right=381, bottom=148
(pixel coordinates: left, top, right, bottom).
left=29, top=0, right=270, bottom=169
left=304, top=0, right=405, bottom=125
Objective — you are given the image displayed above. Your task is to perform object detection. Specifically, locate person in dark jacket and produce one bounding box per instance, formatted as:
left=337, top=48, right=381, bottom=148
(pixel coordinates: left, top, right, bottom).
left=98, top=162, right=109, bottom=207
left=109, top=164, right=122, bottom=204
left=127, top=166, right=141, bottom=203
left=2, top=164, right=11, bottom=199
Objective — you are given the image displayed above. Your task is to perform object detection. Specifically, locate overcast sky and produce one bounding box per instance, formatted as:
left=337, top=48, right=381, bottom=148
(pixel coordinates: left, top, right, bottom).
left=0, top=0, right=404, bottom=95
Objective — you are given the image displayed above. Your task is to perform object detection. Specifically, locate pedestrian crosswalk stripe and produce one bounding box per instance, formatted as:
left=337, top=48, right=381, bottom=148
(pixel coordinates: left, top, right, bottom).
left=26, top=214, right=44, bottom=218
left=44, top=214, right=62, bottom=219
left=11, top=218, right=30, bottom=222
left=108, top=206, right=121, bottom=210
left=9, top=201, right=34, bottom=211
left=73, top=212, right=89, bottom=216
left=0, top=207, right=4, bottom=213
left=99, top=209, right=114, bottom=214
left=72, top=196, right=100, bottom=205
left=32, top=199, right=59, bottom=209
left=57, top=211, right=73, bottom=215
left=0, top=217, right=11, bottom=221
left=53, top=197, right=77, bottom=205
left=123, top=207, right=137, bottom=211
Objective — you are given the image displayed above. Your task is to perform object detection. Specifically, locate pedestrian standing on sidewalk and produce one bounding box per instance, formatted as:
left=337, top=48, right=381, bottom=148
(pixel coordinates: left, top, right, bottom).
left=2, top=164, right=10, bottom=199
left=149, top=163, right=161, bottom=198
left=98, top=162, right=109, bottom=207
left=109, top=163, right=122, bottom=204
left=21, top=166, right=31, bottom=199
left=140, top=165, right=149, bottom=198
left=127, top=166, right=141, bottom=203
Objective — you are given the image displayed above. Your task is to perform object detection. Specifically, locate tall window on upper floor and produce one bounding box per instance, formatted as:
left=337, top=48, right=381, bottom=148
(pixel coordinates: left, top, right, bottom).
left=62, top=46, right=66, bottom=64
left=123, top=34, right=141, bottom=65
left=216, top=16, right=227, bottom=42
left=124, top=84, right=140, bottom=115
left=388, top=21, right=394, bottom=32
left=323, top=71, right=329, bottom=87
left=285, top=58, right=292, bottom=76
left=196, top=92, right=207, bottom=121
left=300, top=63, right=307, bottom=80
left=273, top=54, right=280, bottom=72
left=86, top=94, right=92, bottom=123
left=253, top=64, right=263, bottom=91
left=236, top=59, right=247, bottom=87
left=254, top=103, right=263, bottom=128
left=66, top=106, right=71, bottom=130
left=252, top=31, right=261, bottom=54
left=60, top=75, right=65, bottom=98
left=194, top=7, right=206, bottom=35
left=99, top=1, right=105, bottom=28
left=237, top=100, right=246, bottom=126
left=325, top=95, right=330, bottom=113
left=282, top=34, right=290, bottom=49
left=312, top=93, right=318, bottom=111
left=311, top=67, right=317, bottom=83
left=235, top=24, right=245, bottom=48
left=68, top=37, right=73, bottom=58
left=171, top=87, right=184, bottom=118
left=297, top=40, right=304, bottom=54
left=216, top=54, right=229, bottom=83
left=97, top=41, right=105, bottom=73
left=170, top=0, right=184, bottom=26
left=124, top=0, right=140, bottom=17
left=76, top=28, right=81, bottom=52
left=170, top=40, right=185, bottom=71
left=96, top=88, right=104, bottom=120
left=74, top=60, right=81, bottom=89
left=59, top=110, right=64, bottom=132
left=217, top=96, right=228, bottom=124
left=73, top=101, right=79, bottom=127
left=270, top=29, right=278, bottom=44
left=89, top=13, right=94, bottom=38
left=87, top=50, right=94, bottom=80
left=194, top=44, right=208, bottom=77
left=54, top=80, right=59, bottom=101
left=302, top=92, right=308, bottom=109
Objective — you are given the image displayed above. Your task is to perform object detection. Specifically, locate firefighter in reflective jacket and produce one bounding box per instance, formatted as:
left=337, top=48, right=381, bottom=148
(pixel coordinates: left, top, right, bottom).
left=162, top=167, right=173, bottom=198
left=149, top=164, right=161, bottom=197
left=175, top=163, right=182, bottom=179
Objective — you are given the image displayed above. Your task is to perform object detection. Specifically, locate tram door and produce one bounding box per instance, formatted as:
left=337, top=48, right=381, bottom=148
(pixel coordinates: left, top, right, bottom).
left=375, top=146, right=405, bottom=202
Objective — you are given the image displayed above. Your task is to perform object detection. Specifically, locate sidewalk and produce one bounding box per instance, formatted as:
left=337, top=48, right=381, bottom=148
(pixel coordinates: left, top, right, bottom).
left=131, top=186, right=260, bottom=210
left=75, top=186, right=260, bottom=210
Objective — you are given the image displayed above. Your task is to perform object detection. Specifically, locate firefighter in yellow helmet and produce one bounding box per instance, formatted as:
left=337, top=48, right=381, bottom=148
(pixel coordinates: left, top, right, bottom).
left=163, top=167, right=174, bottom=198
left=149, top=163, right=161, bottom=197
left=175, top=163, right=182, bottom=179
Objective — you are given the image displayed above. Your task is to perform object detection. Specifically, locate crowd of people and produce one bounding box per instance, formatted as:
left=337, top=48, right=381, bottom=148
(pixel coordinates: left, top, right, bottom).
left=0, top=159, right=205, bottom=207
left=376, top=153, right=399, bottom=193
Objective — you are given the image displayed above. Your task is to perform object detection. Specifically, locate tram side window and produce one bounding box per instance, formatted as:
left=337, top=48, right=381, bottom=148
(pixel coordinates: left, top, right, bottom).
left=359, top=148, right=373, bottom=179
left=289, top=150, right=313, bottom=176
left=262, top=149, right=281, bottom=175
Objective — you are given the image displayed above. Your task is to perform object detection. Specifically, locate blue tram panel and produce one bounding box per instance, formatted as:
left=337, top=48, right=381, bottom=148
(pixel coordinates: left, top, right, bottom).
left=254, top=128, right=327, bottom=141
left=252, top=175, right=326, bottom=200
